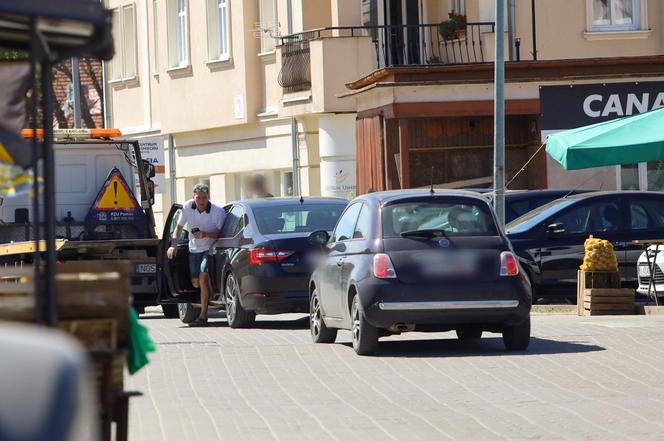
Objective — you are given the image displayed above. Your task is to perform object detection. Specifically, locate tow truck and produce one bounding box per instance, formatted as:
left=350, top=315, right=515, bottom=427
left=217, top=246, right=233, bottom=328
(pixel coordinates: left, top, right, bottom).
left=0, top=128, right=177, bottom=317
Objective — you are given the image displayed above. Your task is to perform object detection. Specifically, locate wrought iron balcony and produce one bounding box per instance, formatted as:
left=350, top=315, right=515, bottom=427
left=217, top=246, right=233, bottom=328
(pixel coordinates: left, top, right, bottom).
left=278, top=22, right=495, bottom=93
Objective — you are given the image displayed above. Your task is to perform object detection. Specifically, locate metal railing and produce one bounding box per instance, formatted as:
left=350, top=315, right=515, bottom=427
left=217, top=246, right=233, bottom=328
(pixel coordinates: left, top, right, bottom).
left=277, top=23, right=495, bottom=93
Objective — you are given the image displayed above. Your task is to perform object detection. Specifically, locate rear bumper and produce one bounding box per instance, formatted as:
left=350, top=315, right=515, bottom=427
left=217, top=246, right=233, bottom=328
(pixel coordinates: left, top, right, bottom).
left=239, top=264, right=310, bottom=314
left=241, top=291, right=309, bottom=314
left=358, top=276, right=531, bottom=330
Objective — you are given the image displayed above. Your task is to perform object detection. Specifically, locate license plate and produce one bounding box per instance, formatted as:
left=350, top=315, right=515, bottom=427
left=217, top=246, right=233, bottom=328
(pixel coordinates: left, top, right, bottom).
left=135, top=263, right=156, bottom=274
left=638, top=265, right=651, bottom=277
left=417, top=253, right=476, bottom=277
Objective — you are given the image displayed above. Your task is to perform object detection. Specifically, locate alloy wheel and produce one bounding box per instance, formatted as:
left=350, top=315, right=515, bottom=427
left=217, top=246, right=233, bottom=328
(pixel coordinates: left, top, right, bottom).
left=352, top=302, right=361, bottom=346
left=311, top=295, right=322, bottom=338
left=225, top=275, right=237, bottom=322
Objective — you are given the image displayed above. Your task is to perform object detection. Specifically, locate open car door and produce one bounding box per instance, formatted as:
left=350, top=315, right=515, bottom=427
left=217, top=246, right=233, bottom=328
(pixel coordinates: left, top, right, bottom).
left=157, top=204, right=199, bottom=304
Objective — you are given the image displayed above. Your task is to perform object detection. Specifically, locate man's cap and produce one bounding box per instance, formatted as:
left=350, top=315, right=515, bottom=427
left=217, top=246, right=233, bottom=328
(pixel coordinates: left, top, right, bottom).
left=193, top=183, right=209, bottom=193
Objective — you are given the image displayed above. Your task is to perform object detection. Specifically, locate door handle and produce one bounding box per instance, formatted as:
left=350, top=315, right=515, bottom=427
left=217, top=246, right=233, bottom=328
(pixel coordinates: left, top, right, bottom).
left=336, top=258, right=345, bottom=267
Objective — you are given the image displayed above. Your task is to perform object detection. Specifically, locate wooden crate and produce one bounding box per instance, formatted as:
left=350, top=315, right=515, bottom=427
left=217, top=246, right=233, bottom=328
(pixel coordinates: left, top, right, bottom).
left=0, top=260, right=131, bottom=348
left=576, top=270, right=622, bottom=316
left=59, top=318, right=117, bottom=351
left=581, top=287, right=635, bottom=316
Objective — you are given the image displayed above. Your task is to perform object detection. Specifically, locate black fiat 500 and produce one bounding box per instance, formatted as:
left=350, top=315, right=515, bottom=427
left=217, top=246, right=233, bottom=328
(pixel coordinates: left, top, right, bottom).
left=308, top=190, right=532, bottom=355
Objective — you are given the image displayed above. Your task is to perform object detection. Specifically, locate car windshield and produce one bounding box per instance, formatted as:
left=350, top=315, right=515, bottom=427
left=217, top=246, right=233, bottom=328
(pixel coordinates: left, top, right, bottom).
left=253, top=203, right=345, bottom=234
left=382, top=199, right=498, bottom=237
left=505, top=198, right=576, bottom=234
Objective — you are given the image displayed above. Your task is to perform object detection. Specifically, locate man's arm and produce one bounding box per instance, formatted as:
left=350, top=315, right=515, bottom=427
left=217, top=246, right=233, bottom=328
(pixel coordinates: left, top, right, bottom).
left=171, top=224, right=184, bottom=246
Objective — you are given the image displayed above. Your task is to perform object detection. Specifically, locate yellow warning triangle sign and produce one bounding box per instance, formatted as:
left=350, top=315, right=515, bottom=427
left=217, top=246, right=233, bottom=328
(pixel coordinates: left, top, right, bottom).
left=95, top=169, right=138, bottom=210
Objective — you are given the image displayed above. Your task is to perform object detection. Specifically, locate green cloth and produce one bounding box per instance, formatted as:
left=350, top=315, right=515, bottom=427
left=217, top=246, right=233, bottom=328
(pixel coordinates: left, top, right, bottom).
left=546, top=108, right=664, bottom=170
left=127, top=308, right=156, bottom=375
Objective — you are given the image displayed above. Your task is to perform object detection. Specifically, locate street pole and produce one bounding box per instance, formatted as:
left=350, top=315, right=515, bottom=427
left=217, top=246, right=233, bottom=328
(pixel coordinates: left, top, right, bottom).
left=494, top=0, right=506, bottom=229
left=507, top=0, right=516, bottom=61
left=291, top=117, right=300, bottom=196
left=71, top=57, right=82, bottom=128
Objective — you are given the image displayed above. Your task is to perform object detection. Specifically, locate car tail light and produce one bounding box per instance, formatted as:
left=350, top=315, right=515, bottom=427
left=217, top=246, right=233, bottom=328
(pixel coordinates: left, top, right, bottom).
left=249, top=248, right=294, bottom=265
left=373, top=253, right=397, bottom=279
left=500, top=251, right=519, bottom=276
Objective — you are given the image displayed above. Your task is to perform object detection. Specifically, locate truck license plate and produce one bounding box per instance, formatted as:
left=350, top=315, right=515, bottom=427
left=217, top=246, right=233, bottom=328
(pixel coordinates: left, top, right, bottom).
left=135, top=263, right=156, bottom=274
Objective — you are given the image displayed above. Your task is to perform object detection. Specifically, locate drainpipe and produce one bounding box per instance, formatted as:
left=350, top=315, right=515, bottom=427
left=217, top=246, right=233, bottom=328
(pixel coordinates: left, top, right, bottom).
left=168, top=134, right=177, bottom=204
left=291, top=117, right=300, bottom=196
left=531, top=0, right=538, bottom=60
left=507, top=0, right=516, bottom=61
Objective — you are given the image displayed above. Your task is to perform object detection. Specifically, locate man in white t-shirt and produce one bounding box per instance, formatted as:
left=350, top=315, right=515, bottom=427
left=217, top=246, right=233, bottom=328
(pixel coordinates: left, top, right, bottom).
left=167, top=183, right=226, bottom=326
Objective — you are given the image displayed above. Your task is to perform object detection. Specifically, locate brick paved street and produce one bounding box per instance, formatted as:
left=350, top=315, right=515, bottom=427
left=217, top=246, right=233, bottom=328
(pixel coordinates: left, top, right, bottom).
left=128, top=310, right=664, bottom=441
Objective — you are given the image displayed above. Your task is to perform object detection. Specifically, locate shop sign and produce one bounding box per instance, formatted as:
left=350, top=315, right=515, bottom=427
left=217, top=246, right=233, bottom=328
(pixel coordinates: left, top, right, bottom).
left=540, top=81, right=664, bottom=130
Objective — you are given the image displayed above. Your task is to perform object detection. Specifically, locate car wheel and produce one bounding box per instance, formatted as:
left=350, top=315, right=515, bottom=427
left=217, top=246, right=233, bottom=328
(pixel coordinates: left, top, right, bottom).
left=225, top=273, right=255, bottom=328
left=455, top=328, right=483, bottom=340
left=162, top=304, right=180, bottom=318
left=351, top=294, right=378, bottom=356
left=178, top=303, right=201, bottom=324
left=502, top=316, right=531, bottom=351
left=310, top=288, right=337, bottom=344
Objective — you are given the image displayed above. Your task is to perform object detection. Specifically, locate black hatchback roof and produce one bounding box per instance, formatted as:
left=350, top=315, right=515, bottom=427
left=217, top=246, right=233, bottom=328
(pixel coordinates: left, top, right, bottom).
left=358, top=189, right=489, bottom=205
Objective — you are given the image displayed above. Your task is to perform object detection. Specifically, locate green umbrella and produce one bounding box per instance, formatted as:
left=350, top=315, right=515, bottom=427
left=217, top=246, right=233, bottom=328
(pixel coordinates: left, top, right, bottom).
left=546, top=107, right=664, bottom=170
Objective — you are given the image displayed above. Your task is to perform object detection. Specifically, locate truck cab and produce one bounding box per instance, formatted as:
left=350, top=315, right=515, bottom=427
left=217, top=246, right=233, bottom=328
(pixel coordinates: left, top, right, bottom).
left=0, top=129, right=170, bottom=315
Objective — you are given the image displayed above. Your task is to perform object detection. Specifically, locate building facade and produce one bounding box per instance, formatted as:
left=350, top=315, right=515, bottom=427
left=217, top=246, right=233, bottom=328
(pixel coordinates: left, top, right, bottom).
left=342, top=0, right=664, bottom=194
left=106, top=0, right=664, bottom=230
left=105, top=0, right=373, bottom=229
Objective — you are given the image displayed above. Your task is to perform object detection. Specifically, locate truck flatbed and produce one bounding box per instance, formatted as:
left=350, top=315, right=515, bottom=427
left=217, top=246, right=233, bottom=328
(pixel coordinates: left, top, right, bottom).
left=0, top=239, right=160, bottom=257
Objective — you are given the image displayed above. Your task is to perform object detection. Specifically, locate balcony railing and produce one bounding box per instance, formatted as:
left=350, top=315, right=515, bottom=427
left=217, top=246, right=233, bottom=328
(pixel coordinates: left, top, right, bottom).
left=278, top=22, right=495, bottom=93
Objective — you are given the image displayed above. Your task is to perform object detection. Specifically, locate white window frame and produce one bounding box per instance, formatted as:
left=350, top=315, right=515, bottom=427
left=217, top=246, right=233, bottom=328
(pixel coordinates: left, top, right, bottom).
left=280, top=170, right=294, bottom=197
left=152, top=0, right=159, bottom=74
left=109, top=3, right=138, bottom=84
left=259, top=0, right=277, bottom=54
left=586, top=0, right=647, bottom=33
left=206, top=0, right=231, bottom=62
left=166, top=0, right=190, bottom=70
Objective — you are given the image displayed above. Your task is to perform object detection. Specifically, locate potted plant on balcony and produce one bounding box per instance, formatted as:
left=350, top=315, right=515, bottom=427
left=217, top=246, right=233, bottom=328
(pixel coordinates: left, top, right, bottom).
left=439, top=11, right=467, bottom=41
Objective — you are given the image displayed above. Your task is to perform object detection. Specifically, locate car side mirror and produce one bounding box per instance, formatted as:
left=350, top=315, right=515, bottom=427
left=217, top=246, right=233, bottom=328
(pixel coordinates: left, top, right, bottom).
left=546, top=222, right=565, bottom=237
left=308, top=230, right=330, bottom=247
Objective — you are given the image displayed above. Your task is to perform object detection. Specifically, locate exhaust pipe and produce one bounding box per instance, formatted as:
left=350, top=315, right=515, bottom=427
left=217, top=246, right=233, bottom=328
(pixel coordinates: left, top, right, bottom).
left=390, top=323, right=415, bottom=333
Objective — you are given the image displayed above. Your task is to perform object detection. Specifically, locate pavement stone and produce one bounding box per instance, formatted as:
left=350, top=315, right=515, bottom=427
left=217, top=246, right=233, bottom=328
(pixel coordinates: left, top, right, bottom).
left=126, top=309, right=664, bottom=441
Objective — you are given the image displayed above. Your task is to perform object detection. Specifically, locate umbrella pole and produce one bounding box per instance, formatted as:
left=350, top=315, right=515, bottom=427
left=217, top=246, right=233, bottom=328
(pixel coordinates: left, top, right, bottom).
left=29, top=20, right=44, bottom=325
left=30, top=21, right=58, bottom=327
left=40, top=60, right=57, bottom=327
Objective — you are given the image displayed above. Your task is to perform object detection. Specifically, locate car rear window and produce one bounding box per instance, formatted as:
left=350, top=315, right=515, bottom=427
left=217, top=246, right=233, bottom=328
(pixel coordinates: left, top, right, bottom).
left=253, top=204, right=346, bottom=234
left=381, top=199, right=498, bottom=237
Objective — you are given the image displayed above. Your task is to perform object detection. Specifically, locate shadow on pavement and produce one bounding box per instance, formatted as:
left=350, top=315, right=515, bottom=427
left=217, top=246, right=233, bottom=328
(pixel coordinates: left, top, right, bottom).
left=252, top=316, right=310, bottom=330
left=174, top=314, right=310, bottom=330
left=341, top=336, right=605, bottom=358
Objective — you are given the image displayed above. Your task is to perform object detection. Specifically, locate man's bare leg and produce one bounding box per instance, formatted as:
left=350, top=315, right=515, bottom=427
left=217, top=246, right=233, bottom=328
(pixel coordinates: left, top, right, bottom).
left=199, top=272, right=211, bottom=319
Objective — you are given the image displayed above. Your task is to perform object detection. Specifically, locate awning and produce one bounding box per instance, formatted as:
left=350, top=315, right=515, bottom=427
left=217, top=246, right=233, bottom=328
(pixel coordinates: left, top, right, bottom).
left=545, top=108, right=664, bottom=170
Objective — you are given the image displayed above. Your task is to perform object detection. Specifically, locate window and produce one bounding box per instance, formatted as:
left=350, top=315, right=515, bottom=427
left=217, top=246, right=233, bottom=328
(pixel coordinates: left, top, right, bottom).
left=550, top=200, right=621, bottom=235
left=620, top=161, right=664, bottom=191
left=221, top=206, right=244, bottom=237
left=109, top=4, right=137, bottom=81
left=207, top=0, right=230, bottom=61
left=381, top=200, right=498, bottom=238
left=332, top=203, right=362, bottom=242
left=167, top=0, right=189, bottom=68
left=259, top=0, right=277, bottom=53
left=589, top=0, right=640, bottom=31
left=449, top=0, right=466, bottom=15
left=253, top=204, right=345, bottom=234
left=153, top=0, right=159, bottom=72
left=629, top=198, right=664, bottom=230
left=280, top=171, right=294, bottom=196
left=353, top=204, right=371, bottom=239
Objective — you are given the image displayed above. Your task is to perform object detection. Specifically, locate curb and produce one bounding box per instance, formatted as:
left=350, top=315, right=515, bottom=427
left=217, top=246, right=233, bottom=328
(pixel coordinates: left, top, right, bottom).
left=531, top=305, right=576, bottom=314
